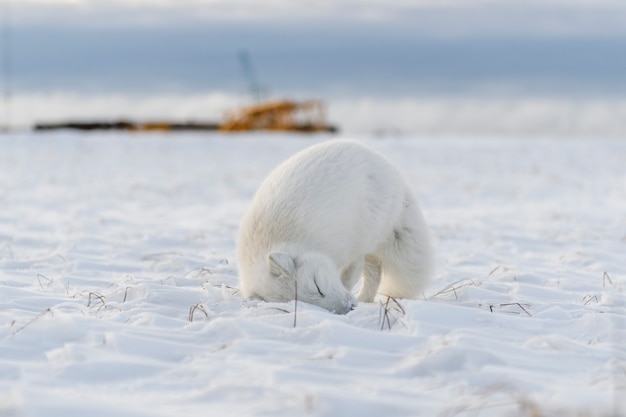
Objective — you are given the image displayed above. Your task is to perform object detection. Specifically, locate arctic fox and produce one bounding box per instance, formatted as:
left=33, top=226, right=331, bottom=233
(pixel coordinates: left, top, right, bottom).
left=237, top=139, right=433, bottom=314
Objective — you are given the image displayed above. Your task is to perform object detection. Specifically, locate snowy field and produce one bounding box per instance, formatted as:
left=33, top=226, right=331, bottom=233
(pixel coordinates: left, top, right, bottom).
left=1, top=132, right=625, bottom=417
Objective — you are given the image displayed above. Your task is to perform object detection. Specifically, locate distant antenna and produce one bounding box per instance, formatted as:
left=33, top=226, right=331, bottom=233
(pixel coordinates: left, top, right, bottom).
left=1, top=0, right=11, bottom=131
left=238, top=49, right=262, bottom=103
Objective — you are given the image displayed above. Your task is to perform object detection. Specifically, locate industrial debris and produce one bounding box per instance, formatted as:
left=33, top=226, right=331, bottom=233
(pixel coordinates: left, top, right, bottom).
left=34, top=99, right=337, bottom=133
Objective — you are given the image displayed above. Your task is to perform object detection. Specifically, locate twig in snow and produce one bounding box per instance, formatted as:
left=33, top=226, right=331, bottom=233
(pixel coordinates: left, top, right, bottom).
left=188, top=303, right=209, bottom=322
left=603, top=272, right=613, bottom=287
left=123, top=287, right=131, bottom=303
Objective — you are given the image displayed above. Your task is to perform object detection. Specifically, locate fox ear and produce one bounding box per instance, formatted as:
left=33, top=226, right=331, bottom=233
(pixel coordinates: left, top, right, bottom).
left=267, top=252, right=296, bottom=278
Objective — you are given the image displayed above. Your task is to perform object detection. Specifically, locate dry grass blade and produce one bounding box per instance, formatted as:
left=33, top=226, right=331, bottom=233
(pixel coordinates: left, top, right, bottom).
left=211, top=284, right=240, bottom=296
left=141, top=251, right=183, bottom=261
left=184, top=267, right=213, bottom=278
left=264, top=307, right=290, bottom=314
left=499, top=302, right=532, bottom=317
left=36, top=274, right=54, bottom=289
left=55, top=253, right=68, bottom=263
left=388, top=296, right=406, bottom=315
left=10, top=308, right=53, bottom=337
left=293, top=278, right=298, bottom=328
left=488, top=266, right=501, bottom=277
left=87, top=292, right=107, bottom=312
left=188, top=303, right=209, bottom=322
left=429, top=279, right=476, bottom=300
left=1, top=243, right=14, bottom=260
left=379, top=296, right=406, bottom=331
left=379, top=296, right=390, bottom=330
left=440, top=383, right=544, bottom=417
left=582, top=294, right=599, bottom=305
left=160, top=276, right=178, bottom=286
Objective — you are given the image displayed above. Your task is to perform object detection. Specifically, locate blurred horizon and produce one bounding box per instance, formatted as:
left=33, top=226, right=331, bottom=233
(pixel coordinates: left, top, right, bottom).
left=3, top=0, right=626, bottom=136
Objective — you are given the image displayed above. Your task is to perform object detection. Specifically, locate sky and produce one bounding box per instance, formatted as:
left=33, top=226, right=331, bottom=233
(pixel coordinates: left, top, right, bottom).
left=11, top=0, right=626, bottom=35
left=13, top=0, right=626, bottom=41
left=3, top=0, right=626, bottom=133
left=6, top=0, right=626, bottom=96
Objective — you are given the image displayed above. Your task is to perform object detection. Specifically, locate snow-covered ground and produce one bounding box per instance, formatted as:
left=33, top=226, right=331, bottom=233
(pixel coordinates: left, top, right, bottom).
left=1, top=132, right=624, bottom=417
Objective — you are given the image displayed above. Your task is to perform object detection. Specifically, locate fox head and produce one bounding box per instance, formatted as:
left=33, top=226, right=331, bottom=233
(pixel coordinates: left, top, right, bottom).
left=266, top=251, right=357, bottom=314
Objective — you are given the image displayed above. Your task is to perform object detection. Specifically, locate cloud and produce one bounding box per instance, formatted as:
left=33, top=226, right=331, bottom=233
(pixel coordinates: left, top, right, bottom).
left=11, top=0, right=626, bottom=37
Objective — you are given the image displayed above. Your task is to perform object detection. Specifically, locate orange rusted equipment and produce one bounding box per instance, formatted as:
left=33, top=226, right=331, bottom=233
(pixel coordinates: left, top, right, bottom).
left=218, top=99, right=337, bottom=133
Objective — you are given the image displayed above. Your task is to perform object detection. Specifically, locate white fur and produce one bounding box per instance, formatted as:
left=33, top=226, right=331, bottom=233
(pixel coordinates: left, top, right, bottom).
left=237, top=139, right=433, bottom=314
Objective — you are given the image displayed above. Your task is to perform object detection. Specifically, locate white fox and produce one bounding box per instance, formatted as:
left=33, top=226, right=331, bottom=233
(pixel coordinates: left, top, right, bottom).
left=237, top=139, right=433, bottom=314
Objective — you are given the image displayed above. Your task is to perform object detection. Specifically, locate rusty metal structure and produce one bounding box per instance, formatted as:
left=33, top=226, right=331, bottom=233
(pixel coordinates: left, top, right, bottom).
left=32, top=51, right=339, bottom=134
left=218, top=99, right=336, bottom=133
left=34, top=121, right=219, bottom=132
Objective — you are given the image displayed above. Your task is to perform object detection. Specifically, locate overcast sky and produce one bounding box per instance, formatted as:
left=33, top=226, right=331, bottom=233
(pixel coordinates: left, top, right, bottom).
left=4, top=0, right=626, bottom=98
left=11, top=0, right=626, bottom=36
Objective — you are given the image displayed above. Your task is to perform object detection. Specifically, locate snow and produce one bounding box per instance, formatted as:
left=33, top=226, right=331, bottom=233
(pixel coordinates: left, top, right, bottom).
left=1, top=132, right=625, bottom=416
